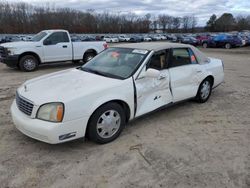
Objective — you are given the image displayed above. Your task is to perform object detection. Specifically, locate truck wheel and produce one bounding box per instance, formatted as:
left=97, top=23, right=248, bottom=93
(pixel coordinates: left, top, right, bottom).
left=19, top=55, right=38, bottom=72
left=87, top=102, right=126, bottom=144
left=195, top=78, right=212, bottom=103
left=83, top=52, right=95, bottom=63
left=202, top=42, right=208, bottom=48
left=225, top=43, right=231, bottom=49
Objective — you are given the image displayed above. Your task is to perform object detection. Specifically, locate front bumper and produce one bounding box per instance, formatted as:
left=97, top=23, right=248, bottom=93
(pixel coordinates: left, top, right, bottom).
left=0, top=55, right=19, bottom=68
left=11, top=101, right=89, bottom=144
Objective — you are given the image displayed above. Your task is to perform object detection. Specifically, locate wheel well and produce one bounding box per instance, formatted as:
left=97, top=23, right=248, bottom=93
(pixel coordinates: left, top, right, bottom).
left=85, top=100, right=131, bottom=137
left=84, top=49, right=97, bottom=56
left=206, top=75, right=214, bottom=87
left=18, top=52, right=41, bottom=64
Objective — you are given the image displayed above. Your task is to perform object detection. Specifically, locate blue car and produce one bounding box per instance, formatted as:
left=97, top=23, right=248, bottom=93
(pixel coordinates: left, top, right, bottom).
left=202, top=34, right=244, bottom=49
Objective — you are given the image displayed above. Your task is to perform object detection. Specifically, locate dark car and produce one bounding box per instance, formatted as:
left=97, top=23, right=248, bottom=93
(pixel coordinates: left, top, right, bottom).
left=202, top=34, right=244, bottom=49
left=80, top=36, right=96, bottom=41
left=129, top=36, right=143, bottom=43
left=180, top=36, right=199, bottom=46
left=196, top=34, right=211, bottom=45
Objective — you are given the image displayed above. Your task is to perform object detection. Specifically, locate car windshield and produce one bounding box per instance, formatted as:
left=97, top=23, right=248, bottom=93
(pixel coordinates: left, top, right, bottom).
left=32, top=32, right=47, bottom=41
left=81, top=48, right=148, bottom=79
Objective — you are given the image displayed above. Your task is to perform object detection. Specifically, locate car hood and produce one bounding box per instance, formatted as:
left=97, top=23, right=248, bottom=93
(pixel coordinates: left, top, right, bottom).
left=17, top=68, right=123, bottom=105
left=0, top=41, right=39, bottom=48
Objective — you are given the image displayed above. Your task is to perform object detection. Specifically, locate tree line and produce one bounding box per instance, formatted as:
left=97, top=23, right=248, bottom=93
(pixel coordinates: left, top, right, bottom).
left=0, top=2, right=249, bottom=34
left=206, top=13, right=250, bottom=32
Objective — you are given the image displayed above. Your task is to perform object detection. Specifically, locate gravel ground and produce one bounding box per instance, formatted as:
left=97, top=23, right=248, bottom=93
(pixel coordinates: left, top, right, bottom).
left=0, top=47, right=249, bottom=188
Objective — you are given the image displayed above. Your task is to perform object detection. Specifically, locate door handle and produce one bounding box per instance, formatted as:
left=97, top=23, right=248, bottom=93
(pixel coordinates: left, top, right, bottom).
left=63, top=45, right=68, bottom=48
left=196, top=70, right=202, bottom=73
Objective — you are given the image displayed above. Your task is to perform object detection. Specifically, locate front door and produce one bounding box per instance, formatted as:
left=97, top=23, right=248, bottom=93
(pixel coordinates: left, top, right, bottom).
left=135, top=50, right=173, bottom=117
left=43, top=32, right=72, bottom=62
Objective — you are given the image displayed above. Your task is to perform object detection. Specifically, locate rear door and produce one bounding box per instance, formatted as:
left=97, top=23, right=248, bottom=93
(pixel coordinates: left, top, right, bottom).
left=135, top=50, right=172, bottom=117
left=168, top=48, right=204, bottom=102
left=43, top=32, right=72, bottom=62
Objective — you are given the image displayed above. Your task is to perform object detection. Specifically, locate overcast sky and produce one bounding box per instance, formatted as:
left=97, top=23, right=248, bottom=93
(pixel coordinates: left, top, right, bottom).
left=7, top=0, right=250, bottom=26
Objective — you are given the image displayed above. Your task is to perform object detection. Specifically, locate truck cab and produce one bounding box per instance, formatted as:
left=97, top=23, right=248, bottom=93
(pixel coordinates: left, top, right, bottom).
left=0, top=30, right=107, bottom=71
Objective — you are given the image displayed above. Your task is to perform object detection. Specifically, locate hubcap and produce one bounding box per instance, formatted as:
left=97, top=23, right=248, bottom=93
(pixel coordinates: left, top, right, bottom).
left=97, top=110, right=121, bottom=139
left=86, top=55, right=94, bottom=62
left=225, top=44, right=230, bottom=49
left=23, top=59, right=36, bottom=70
left=200, top=81, right=211, bottom=100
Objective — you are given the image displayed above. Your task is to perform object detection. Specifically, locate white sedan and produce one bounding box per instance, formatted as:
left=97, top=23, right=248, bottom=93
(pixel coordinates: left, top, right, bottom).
left=11, top=43, right=224, bottom=144
left=103, top=36, right=119, bottom=43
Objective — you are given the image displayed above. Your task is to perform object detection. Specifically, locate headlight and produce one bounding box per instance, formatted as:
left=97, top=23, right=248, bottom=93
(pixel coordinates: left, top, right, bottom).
left=6, top=48, right=17, bottom=56
left=37, top=103, right=64, bottom=122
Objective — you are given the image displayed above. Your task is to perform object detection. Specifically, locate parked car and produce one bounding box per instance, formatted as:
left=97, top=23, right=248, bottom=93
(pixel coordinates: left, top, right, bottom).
left=80, top=36, right=96, bottom=41
left=129, top=36, right=143, bottom=43
left=166, top=34, right=178, bottom=42
left=150, top=35, right=162, bottom=41
left=196, top=34, right=211, bottom=45
left=180, top=36, right=199, bottom=46
left=10, top=42, right=224, bottom=144
left=202, top=34, right=245, bottom=49
left=0, top=30, right=107, bottom=71
left=143, top=35, right=152, bottom=42
left=118, top=35, right=130, bottom=42
left=103, top=36, right=119, bottom=43
left=0, top=36, right=21, bottom=44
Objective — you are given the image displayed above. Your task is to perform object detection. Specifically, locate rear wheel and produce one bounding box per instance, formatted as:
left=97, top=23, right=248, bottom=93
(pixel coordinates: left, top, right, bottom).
left=195, top=78, right=212, bottom=103
left=225, top=43, right=231, bottom=49
left=202, top=42, right=208, bottom=48
left=87, top=103, right=126, bottom=144
left=19, top=55, right=38, bottom=72
left=83, top=52, right=96, bottom=63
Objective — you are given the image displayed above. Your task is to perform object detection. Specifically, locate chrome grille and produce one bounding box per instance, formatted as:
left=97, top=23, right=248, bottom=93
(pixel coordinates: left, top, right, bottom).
left=16, top=92, right=34, bottom=116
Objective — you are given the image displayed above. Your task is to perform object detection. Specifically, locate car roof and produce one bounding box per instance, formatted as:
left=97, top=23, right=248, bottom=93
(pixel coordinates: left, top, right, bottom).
left=114, top=42, right=209, bottom=64
left=113, top=42, right=193, bottom=51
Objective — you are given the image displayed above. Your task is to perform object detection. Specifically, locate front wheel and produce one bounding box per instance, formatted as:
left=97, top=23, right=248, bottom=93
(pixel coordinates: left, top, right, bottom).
left=19, top=55, right=38, bottom=72
left=195, top=78, right=212, bottom=103
left=87, top=103, right=126, bottom=144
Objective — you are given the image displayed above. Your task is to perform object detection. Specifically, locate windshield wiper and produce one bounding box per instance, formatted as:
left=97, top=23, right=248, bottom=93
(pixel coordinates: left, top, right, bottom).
left=80, top=67, right=123, bottom=80
left=80, top=67, right=109, bottom=77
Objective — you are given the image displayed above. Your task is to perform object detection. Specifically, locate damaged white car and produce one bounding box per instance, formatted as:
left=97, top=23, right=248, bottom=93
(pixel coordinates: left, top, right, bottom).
left=11, top=43, right=224, bottom=144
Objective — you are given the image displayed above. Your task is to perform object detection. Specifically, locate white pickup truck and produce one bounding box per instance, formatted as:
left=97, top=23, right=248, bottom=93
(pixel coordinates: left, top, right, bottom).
left=0, top=30, right=107, bottom=71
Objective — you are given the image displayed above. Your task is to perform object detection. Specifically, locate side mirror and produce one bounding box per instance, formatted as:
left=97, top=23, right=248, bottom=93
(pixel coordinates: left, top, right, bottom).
left=44, top=39, right=52, bottom=45
left=145, top=68, right=160, bottom=78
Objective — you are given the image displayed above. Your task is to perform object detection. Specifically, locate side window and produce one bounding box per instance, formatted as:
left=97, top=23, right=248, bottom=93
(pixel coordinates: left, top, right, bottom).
left=44, top=32, right=69, bottom=45
left=147, top=50, right=168, bottom=70
left=170, top=48, right=191, bottom=68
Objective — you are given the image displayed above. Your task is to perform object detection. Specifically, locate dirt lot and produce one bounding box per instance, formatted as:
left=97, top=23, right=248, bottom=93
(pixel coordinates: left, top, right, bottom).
left=0, top=47, right=249, bottom=188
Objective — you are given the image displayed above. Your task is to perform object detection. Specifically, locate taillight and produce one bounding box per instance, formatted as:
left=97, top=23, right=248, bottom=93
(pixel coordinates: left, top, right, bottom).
left=103, top=43, right=108, bottom=49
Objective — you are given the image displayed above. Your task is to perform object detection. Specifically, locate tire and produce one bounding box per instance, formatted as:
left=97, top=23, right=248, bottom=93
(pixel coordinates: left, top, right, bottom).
left=83, top=52, right=95, bottom=63
left=195, top=78, right=212, bottom=103
left=87, top=102, right=126, bottom=144
left=225, top=43, right=231, bottom=49
left=19, top=55, right=38, bottom=72
left=202, top=42, right=208, bottom=48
